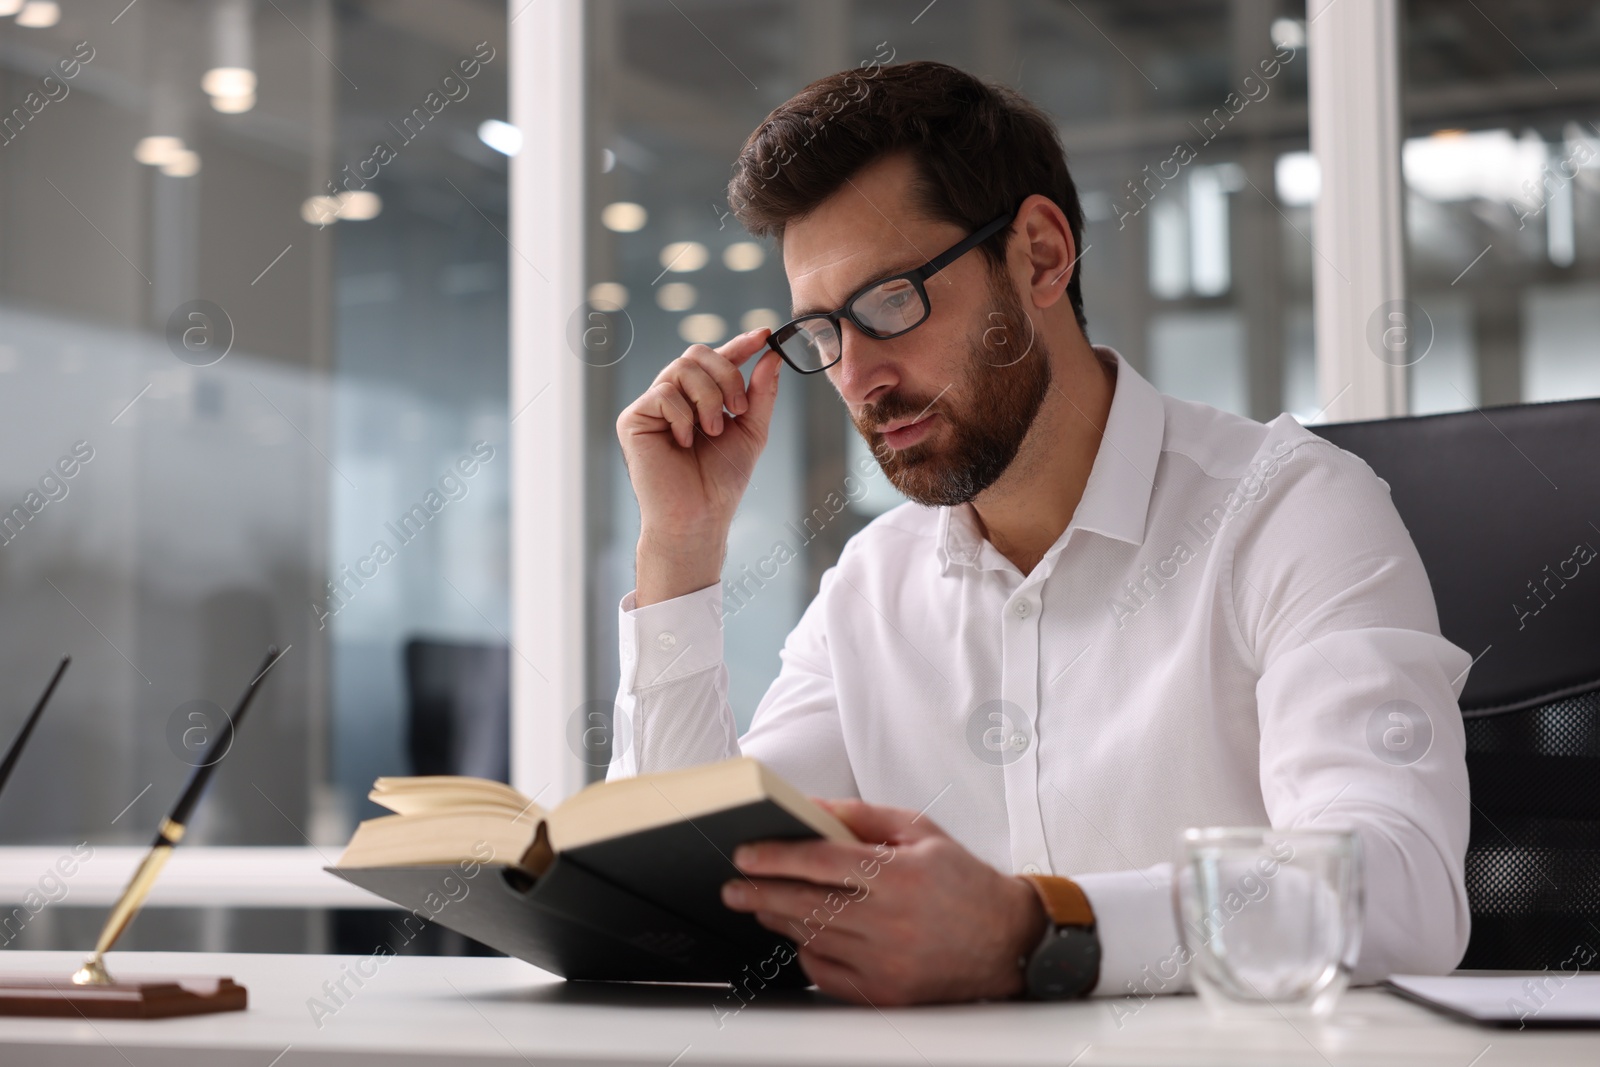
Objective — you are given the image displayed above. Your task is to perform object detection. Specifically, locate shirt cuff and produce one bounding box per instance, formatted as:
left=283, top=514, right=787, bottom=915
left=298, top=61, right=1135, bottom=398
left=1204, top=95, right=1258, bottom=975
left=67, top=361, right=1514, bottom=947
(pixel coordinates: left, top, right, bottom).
left=619, top=586, right=725, bottom=692
left=1073, top=865, right=1188, bottom=998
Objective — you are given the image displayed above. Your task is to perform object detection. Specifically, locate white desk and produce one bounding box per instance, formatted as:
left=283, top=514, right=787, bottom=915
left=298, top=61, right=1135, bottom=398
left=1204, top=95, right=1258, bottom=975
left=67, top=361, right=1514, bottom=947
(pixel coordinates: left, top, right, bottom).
left=0, top=951, right=1593, bottom=1066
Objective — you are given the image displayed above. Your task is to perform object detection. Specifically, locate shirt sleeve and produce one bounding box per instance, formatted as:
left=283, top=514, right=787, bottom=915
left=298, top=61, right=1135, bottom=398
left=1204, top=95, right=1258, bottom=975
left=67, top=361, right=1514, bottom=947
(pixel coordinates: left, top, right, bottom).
left=609, top=572, right=859, bottom=800
left=1234, top=438, right=1474, bottom=984
left=1073, top=864, right=1185, bottom=1002
left=608, top=585, right=739, bottom=780
left=1076, top=434, right=1473, bottom=999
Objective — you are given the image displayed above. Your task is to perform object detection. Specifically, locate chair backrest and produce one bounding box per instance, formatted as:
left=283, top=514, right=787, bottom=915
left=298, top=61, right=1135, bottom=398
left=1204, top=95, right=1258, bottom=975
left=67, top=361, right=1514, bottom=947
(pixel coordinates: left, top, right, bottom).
left=1313, top=397, right=1600, bottom=971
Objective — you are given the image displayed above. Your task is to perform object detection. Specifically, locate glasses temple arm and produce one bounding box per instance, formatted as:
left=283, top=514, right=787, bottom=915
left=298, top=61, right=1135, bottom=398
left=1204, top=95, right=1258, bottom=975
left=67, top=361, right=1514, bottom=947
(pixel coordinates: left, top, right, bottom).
left=919, top=212, right=1015, bottom=276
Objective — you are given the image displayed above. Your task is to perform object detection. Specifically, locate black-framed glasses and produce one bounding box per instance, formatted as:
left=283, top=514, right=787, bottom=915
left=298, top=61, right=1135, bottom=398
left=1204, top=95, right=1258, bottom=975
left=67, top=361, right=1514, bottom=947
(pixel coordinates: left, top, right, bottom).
left=765, top=211, right=1014, bottom=374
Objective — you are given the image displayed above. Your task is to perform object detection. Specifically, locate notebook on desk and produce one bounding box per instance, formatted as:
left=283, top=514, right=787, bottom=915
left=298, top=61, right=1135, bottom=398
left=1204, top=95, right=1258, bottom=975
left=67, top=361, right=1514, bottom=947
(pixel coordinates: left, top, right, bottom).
left=1386, top=974, right=1600, bottom=1028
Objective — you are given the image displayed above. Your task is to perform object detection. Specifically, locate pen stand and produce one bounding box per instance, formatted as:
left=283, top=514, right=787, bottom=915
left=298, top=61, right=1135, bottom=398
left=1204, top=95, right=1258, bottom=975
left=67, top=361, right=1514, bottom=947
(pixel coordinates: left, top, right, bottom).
left=0, top=842, right=248, bottom=1018
left=0, top=646, right=278, bottom=1019
left=0, top=975, right=247, bottom=1019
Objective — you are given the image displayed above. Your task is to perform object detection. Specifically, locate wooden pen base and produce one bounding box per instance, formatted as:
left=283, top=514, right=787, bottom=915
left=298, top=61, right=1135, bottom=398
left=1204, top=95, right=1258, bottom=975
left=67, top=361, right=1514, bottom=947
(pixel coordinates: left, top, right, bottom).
left=0, top=975, right=247, bottom=1018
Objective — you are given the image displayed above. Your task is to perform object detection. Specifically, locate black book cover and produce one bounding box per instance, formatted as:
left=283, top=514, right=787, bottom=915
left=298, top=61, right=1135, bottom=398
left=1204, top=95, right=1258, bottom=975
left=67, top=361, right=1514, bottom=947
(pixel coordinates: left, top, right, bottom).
left=329, top=797, right=825, bottom=987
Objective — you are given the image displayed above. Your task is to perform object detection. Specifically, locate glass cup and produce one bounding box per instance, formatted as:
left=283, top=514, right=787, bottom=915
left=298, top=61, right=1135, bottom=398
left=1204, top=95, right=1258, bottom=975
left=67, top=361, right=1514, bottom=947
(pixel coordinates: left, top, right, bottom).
left=1174, top=827, right=1363, bottom=1019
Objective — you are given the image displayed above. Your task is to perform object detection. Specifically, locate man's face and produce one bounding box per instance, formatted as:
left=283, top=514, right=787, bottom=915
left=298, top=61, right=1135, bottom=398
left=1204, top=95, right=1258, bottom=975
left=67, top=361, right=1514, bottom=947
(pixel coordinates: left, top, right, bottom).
left=783, top=154, right=1051, bottom=507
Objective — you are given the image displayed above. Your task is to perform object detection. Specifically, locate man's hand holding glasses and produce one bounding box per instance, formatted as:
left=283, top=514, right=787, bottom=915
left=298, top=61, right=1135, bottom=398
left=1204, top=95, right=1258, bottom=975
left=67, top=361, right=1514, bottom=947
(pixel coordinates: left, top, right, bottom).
left=616, top=327, right=780, bottom=608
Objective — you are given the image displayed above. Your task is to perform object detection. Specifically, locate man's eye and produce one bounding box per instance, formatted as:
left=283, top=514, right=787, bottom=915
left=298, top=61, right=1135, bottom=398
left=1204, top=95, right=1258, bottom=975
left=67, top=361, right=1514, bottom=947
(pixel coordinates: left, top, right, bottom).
left=882, top=290, right=911, bottom=309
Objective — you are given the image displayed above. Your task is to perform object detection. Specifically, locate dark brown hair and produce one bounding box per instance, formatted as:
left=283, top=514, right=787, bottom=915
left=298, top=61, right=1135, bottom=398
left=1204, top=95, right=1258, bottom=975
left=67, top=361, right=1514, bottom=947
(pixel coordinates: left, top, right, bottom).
left=728, top=60, right=1087, bottom=331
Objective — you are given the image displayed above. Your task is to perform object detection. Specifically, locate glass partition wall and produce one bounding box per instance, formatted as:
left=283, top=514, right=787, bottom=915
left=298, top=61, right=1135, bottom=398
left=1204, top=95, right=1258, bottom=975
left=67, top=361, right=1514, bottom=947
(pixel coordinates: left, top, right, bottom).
left=1401, top=0, right=1600, bottom=413
left=0, top=0, right=510, bottom=953
left=582, top=0, right=1313, bottom=754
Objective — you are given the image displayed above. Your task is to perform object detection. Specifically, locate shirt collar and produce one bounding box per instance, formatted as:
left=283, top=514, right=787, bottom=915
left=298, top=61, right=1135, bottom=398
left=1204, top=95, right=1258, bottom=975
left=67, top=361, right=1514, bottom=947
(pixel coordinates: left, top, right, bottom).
left=937, top=345, right=1165, bottom=573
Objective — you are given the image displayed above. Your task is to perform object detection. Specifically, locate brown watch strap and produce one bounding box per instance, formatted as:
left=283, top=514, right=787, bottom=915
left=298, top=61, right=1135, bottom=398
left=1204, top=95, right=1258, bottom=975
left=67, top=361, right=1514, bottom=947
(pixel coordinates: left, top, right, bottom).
left=1019, top=873, right=1095, bottom=928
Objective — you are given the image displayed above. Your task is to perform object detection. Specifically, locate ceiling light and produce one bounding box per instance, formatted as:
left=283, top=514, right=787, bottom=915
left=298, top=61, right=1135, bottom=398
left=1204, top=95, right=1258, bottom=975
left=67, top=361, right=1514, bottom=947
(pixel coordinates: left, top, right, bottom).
left=1274, top=151, right=1321, bottom=207
left=477, top=119, right=522, bottom=157
left=202, top=67, right=257, bottom=98
left=134, top=136, right=186, bottom=166
left=301, top=195, right=342, bottom=226
left=336, top=190, right=382, bottom=221
left=161, top=150, right=202, bottom=177
left=740, top=308, right=782, bottom=333
left=657, top=283, right=697, bottom=312
left=679, top=313, right=727, bottom=345
left=211, top=91, right=256, bottom=114
left=205, top=0, right=255, bottom=111
left=1269, top=17, right=1305, bottom=50
left=723, top=242, right=765, bottom=271
left=0, top=0, right=25, bottom=15
left=15, top=1, right=59, bottom=28
left=600, top=202, right=647, bottom=233
left=587, top=282, right=628, bottom=310
left=659, top=241, right=708, bottom=272
left=1402, top=128, right=1547, bottom=203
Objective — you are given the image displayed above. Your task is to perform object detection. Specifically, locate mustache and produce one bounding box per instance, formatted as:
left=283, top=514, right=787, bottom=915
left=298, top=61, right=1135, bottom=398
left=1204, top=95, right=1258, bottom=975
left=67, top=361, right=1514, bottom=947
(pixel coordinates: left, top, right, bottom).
left=855, top=389, right=946, bottom=432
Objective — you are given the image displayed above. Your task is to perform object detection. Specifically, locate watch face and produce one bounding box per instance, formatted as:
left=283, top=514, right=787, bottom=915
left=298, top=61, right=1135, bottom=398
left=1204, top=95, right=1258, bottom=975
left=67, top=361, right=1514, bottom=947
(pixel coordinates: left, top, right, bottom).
left=1026, top=927, right=1101, bottom=1000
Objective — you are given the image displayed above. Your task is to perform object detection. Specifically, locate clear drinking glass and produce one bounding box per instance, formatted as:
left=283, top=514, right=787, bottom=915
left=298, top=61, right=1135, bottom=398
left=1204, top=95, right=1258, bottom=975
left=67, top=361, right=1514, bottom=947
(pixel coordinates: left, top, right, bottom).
left=1174, top=827, right=1363, bottom=1018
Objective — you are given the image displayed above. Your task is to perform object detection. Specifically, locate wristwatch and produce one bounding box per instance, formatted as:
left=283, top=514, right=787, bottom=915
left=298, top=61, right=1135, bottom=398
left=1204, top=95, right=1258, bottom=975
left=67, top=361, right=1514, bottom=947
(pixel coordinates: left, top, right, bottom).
left=1017, top=873, right=1101, bottom=1000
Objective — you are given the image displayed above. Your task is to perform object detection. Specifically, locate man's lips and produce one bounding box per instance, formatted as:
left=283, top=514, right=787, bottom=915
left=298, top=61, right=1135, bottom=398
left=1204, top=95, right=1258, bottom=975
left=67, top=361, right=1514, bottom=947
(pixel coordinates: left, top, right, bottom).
left=878, top=412, right=938, bottom=450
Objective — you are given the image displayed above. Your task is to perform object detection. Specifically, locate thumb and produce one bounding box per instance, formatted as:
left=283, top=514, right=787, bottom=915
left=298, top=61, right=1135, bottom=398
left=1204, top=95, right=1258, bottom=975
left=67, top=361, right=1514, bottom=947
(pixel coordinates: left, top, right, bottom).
left=737, top=348, right=782, bottom=438
left=814, top=797, right=941, bottom=844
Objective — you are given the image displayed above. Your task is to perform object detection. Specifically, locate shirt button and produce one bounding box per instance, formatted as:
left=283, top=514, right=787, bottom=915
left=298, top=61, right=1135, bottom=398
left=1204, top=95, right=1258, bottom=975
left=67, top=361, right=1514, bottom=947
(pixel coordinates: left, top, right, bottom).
left=656, top=631, right=677, bottom=651
left=1009, top=732, right=1029, bottom=752
left=1022, top=863, right=1042, bottom=875
left=1013, top=600, right=1032, bottom=619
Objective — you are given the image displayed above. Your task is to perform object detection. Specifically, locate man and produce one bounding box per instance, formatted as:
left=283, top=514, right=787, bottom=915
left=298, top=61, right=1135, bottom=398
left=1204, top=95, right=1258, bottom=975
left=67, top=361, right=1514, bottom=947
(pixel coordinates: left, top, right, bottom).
left=611, top=61, right=1471, bottom=1006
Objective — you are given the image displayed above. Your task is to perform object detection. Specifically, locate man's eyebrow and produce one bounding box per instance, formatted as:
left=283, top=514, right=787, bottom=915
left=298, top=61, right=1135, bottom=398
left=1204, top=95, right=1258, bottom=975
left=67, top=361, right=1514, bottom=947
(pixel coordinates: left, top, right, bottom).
left=790, top=257, right=921, bottom=318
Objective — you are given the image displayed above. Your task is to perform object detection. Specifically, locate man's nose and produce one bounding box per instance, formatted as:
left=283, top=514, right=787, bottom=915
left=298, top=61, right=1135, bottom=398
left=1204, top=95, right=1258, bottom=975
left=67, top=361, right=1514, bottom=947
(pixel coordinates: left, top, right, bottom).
left=829, top=321, right=898, bottom=408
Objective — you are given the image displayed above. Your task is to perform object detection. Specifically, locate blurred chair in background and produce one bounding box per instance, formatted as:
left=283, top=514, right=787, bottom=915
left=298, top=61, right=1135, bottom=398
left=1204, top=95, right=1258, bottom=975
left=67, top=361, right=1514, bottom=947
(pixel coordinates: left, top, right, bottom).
left=403, top=638, right=511, bottom=784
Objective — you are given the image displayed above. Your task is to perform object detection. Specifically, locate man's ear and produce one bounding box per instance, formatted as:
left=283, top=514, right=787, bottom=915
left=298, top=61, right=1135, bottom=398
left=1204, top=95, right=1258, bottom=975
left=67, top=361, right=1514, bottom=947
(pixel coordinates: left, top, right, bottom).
left=1014, top=194, right=1076, bottom=311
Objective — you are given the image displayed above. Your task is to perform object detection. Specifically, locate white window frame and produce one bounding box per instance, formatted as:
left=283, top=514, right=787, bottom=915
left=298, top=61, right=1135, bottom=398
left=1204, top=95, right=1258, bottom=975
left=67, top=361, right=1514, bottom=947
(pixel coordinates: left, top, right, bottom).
left=508, top=0, right=590, bottom=807
left=0, top=0, right=1401, bottom=909
left=1307, top=0, right=1410, bottom=419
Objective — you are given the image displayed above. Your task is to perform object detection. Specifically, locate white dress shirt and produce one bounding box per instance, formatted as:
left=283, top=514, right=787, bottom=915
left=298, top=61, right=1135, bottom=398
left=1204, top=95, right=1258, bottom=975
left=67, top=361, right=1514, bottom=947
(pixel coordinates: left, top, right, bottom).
left=610, top=346, right=1472, bottom=999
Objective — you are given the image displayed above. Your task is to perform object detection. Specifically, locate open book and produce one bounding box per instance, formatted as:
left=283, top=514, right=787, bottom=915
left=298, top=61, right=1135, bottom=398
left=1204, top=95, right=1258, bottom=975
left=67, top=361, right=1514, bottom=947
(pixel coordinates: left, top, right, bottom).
left=328, top=757, right=854, bottom=985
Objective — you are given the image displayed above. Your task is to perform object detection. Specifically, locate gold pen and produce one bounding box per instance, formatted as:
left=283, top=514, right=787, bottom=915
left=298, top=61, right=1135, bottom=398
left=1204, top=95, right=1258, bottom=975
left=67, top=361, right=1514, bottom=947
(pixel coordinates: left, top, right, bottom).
left=73, top=646, right=282, bottom=986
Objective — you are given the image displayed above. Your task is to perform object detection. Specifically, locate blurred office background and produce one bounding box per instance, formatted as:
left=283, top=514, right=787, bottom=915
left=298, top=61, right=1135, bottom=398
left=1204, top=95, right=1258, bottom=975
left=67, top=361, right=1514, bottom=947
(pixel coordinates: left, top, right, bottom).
left=0, top=0, right=511, bottom=951
left=0, top=0, right=1596, bottom=953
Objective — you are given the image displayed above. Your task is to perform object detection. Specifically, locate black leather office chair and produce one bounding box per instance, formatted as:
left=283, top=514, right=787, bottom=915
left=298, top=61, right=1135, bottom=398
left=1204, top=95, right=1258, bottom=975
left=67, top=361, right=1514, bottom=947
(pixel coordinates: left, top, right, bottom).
left=403, top=638, right=511, bottom=782
left=344, top=638, right=511, bottom=957
left=1313, top=397, right=1600, bottom=971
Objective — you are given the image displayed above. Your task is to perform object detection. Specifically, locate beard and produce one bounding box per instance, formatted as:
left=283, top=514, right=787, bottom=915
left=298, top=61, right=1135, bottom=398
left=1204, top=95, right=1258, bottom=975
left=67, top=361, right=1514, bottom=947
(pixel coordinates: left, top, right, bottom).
left=851, top=273, right=1052, bottom=507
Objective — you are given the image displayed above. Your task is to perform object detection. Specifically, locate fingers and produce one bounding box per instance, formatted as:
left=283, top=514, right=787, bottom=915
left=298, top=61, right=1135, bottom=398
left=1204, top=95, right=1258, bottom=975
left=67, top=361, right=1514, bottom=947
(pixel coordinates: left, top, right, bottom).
left=618, top=328, right=779, bottom=452
left=674, top=361, right=728, bottom=435
left=682, top=346, right=748, bottom=416
left=715, top=326, right=773, bottom=369
left=726, top=876, right=872, bottom=931
left=643, top=380, right=697, bottom=448
left=631, top=359, right=726, bottom=447
left=750, top=903, right=869, bottom=948
left=733, top=838, right=883, bottom=887
left=738, top=349, right=781, bottom=438
left=645, top=330, right=771, bottom=437
left=795, top=950, right=873, bottom=1004
left=813, top=797, right=943, bottom=845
